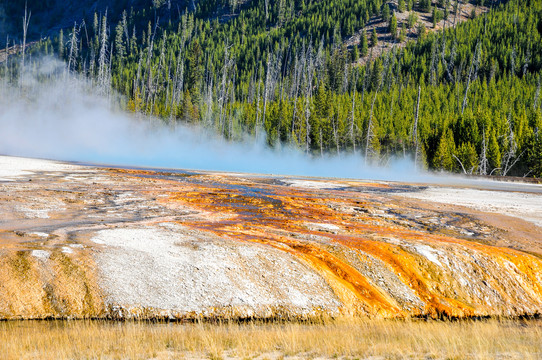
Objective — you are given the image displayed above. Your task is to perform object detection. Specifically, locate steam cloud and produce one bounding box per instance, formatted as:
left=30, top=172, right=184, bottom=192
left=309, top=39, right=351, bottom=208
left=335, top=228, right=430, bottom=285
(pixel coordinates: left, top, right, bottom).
left=0, top=57, right=425, bottom=181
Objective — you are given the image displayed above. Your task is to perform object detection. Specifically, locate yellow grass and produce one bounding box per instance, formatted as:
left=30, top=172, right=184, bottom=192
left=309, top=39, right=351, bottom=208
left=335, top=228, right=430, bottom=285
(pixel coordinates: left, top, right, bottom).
left=0, top=318, right=541, bottom=359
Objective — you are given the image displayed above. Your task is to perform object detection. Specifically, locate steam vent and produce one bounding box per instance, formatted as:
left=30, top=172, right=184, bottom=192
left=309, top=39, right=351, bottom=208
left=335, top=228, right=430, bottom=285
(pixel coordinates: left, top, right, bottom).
left=1, top=155, right=542, bottom=320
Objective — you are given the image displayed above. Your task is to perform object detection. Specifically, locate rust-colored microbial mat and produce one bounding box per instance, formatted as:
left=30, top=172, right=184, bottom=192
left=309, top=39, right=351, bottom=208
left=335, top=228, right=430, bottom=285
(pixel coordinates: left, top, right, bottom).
left=1, top=155, right=542, bottom=320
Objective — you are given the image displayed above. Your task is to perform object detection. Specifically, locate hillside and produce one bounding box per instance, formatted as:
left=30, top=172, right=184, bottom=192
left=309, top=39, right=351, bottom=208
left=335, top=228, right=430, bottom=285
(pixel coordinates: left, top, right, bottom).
left=0, top=0, right=190, bottom=47
left=1, top=0, right=541, bottom=178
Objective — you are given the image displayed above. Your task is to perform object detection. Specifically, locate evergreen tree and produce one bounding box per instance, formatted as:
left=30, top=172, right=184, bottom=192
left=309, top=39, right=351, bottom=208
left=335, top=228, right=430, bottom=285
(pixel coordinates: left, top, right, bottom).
left=351, top=46, right=359, bottom=62
left=371, top=28, right=378, bottom=47
left=407, top=12, right=418, bottom=28
left=419, top=0, right=432, bottom=12
left=398, top=0, right=406, bottom=13
left=433, top=128, right=456, bottom=171
left=390, top=13, right=398, bottom=38
left=58, top=29, right=64, bottom=59
left=456, top=142, right=478, bottom=174
left=115, top=21, right=125, bottom=63
left=186, top=40, right=203, bottom=103
left=360, top=30, right=369, bottom=56
left=382, top=4, right=390, bottom=23
left=399, top=23, right=407, bottom=42
left=488, top=130, right=502, bottom=173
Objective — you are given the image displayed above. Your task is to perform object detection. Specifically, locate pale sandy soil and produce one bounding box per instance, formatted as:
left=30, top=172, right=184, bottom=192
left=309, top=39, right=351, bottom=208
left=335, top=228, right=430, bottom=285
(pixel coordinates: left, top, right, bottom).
left=399, top=186, right=542, bottom=229
left=0, top=155, right=82, bottom=181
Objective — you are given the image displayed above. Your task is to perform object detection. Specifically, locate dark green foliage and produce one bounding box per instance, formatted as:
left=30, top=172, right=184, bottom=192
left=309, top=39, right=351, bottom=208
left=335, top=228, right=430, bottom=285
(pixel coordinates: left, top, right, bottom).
left=408, top=12, right=418, bottom=28
left=399, top=0, right=406, bottom=12
left=419, top=0, right=432, bottom=12
left=371, top=28, right=378, bottom=47
left=382, top=4, right=391, bottom=23
left=18, top=0, right=539, bottom=177
left=360, top=30, right=369, bottom=56
left=390, top=13, right=398, bottom=37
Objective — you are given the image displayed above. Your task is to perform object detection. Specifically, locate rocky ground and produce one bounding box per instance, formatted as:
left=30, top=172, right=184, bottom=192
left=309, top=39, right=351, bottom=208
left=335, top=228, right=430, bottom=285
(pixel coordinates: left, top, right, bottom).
left=1, top=155, right=541, bottom=320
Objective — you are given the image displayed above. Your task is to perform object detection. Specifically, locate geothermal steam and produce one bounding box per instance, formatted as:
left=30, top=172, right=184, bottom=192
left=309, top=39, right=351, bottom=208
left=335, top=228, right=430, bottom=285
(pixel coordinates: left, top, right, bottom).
left=0, top=58, right=420, bottom=180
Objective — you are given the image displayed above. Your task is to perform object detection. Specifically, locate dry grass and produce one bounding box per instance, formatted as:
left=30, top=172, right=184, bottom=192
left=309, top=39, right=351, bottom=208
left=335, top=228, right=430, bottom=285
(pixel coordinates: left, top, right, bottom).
left=0, top=318, right=541, bottom=359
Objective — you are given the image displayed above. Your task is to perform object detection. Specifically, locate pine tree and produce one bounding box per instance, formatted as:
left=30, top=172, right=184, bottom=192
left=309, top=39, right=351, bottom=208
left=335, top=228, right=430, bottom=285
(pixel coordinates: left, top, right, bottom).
left=456, top=142, right=478, bottom=174
left=351, top=46, right=359, bottom=62
left=115, top=21, right=126, bottom=63
left=419, top=0, right=432, bottom=12
left=186, top=40, right=203, bottom=104
left=487, top=130, right=501, bottom=174
left=526, top=131, right=542, bottom=177
left=407, top=12, right=418, bottom=28
left=399, top=23, right=407, bottom=42
left=398, top=0, right=406, bottom=13
left=433, top=128, right=456, bottom=171
left=371, top=28, right=378, bottom=48
left=58, top=29, right=64, bottom=59
left=390, top=13, right=398, bottom=38
left=418, top=22, right=427, bottom=40
left=382, top=4, right=390, bottom=23
left=360, top=30, right=368, bottom=56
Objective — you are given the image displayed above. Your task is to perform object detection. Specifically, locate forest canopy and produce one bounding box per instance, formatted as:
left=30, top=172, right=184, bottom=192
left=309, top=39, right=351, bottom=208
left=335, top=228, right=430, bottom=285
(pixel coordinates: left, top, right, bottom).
left=2, top=0, right=541, bottom=177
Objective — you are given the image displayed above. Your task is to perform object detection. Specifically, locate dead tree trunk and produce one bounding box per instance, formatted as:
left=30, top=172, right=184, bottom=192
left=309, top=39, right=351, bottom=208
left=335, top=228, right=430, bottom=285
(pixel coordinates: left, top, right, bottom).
left=349, top=71, right=357, bottom=153
left=21, top=3, right=31, bottom=70
left=478, top=127, right=488, bottom=175
left=461, top=42, right=480, bottom=115
left=413, top=85, right=421, bottom=168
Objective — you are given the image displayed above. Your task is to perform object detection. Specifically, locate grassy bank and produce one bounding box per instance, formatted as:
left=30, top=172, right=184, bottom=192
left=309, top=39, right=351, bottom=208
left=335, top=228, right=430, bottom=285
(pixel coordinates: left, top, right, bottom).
left=1, top=317, right=541, bottom=359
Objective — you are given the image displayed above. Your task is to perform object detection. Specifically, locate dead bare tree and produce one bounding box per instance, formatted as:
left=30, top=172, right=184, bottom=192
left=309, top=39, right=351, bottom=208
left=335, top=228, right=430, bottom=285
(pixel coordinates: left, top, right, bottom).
left=170, top=47, right=185, bottom=122
left=348, top=70, right=358, bottom=153
left=365, top=52, right=391, bottom=164
left=219, top=45, right=234, bottom=135
left=452, top=154, right=468, bottom=174
left=97, top=11, right=110, bottom=95
left=290, top=49, right=304, bottom=141
left=3, top=36, right=8, bottom=82
left=444, top=41, right=457, bottom=83
left=333, top=113, right=340, bottom=155
left=261, top=52, right=272, bottom=134
left=67, top=22, right=80, bottom=73
left=255, top=65, right=263, bottom=140
left=534, top=74, right=541, bottom=111
left=228, top=71, right=236, bottom=139
left=461, top=42, right=481, bottom=115
left=303, top=45, right=315, bottom=153
left=509, top=47, right=516, bottom=79
left=413, top=85, right=422, bottom=169
left=429, top=42, right=438, bottom=86
left=342, top=62, right=349, bottom=94
left=522, top=49, right=530, bottom=77
left=21, top=2, right=31, bottom=70
left=478, top=127, right=488, bottom=175
left=143, top=21, right=158, bottom=110
left=501, top=112, right=525, bottom=176
left=203, top=77, right=213, bottom=128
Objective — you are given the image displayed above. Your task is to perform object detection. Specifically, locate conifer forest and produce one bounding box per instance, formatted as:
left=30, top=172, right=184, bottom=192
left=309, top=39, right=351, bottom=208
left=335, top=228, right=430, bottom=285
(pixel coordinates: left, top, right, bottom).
left=1, top=0, right=541, bottom=177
